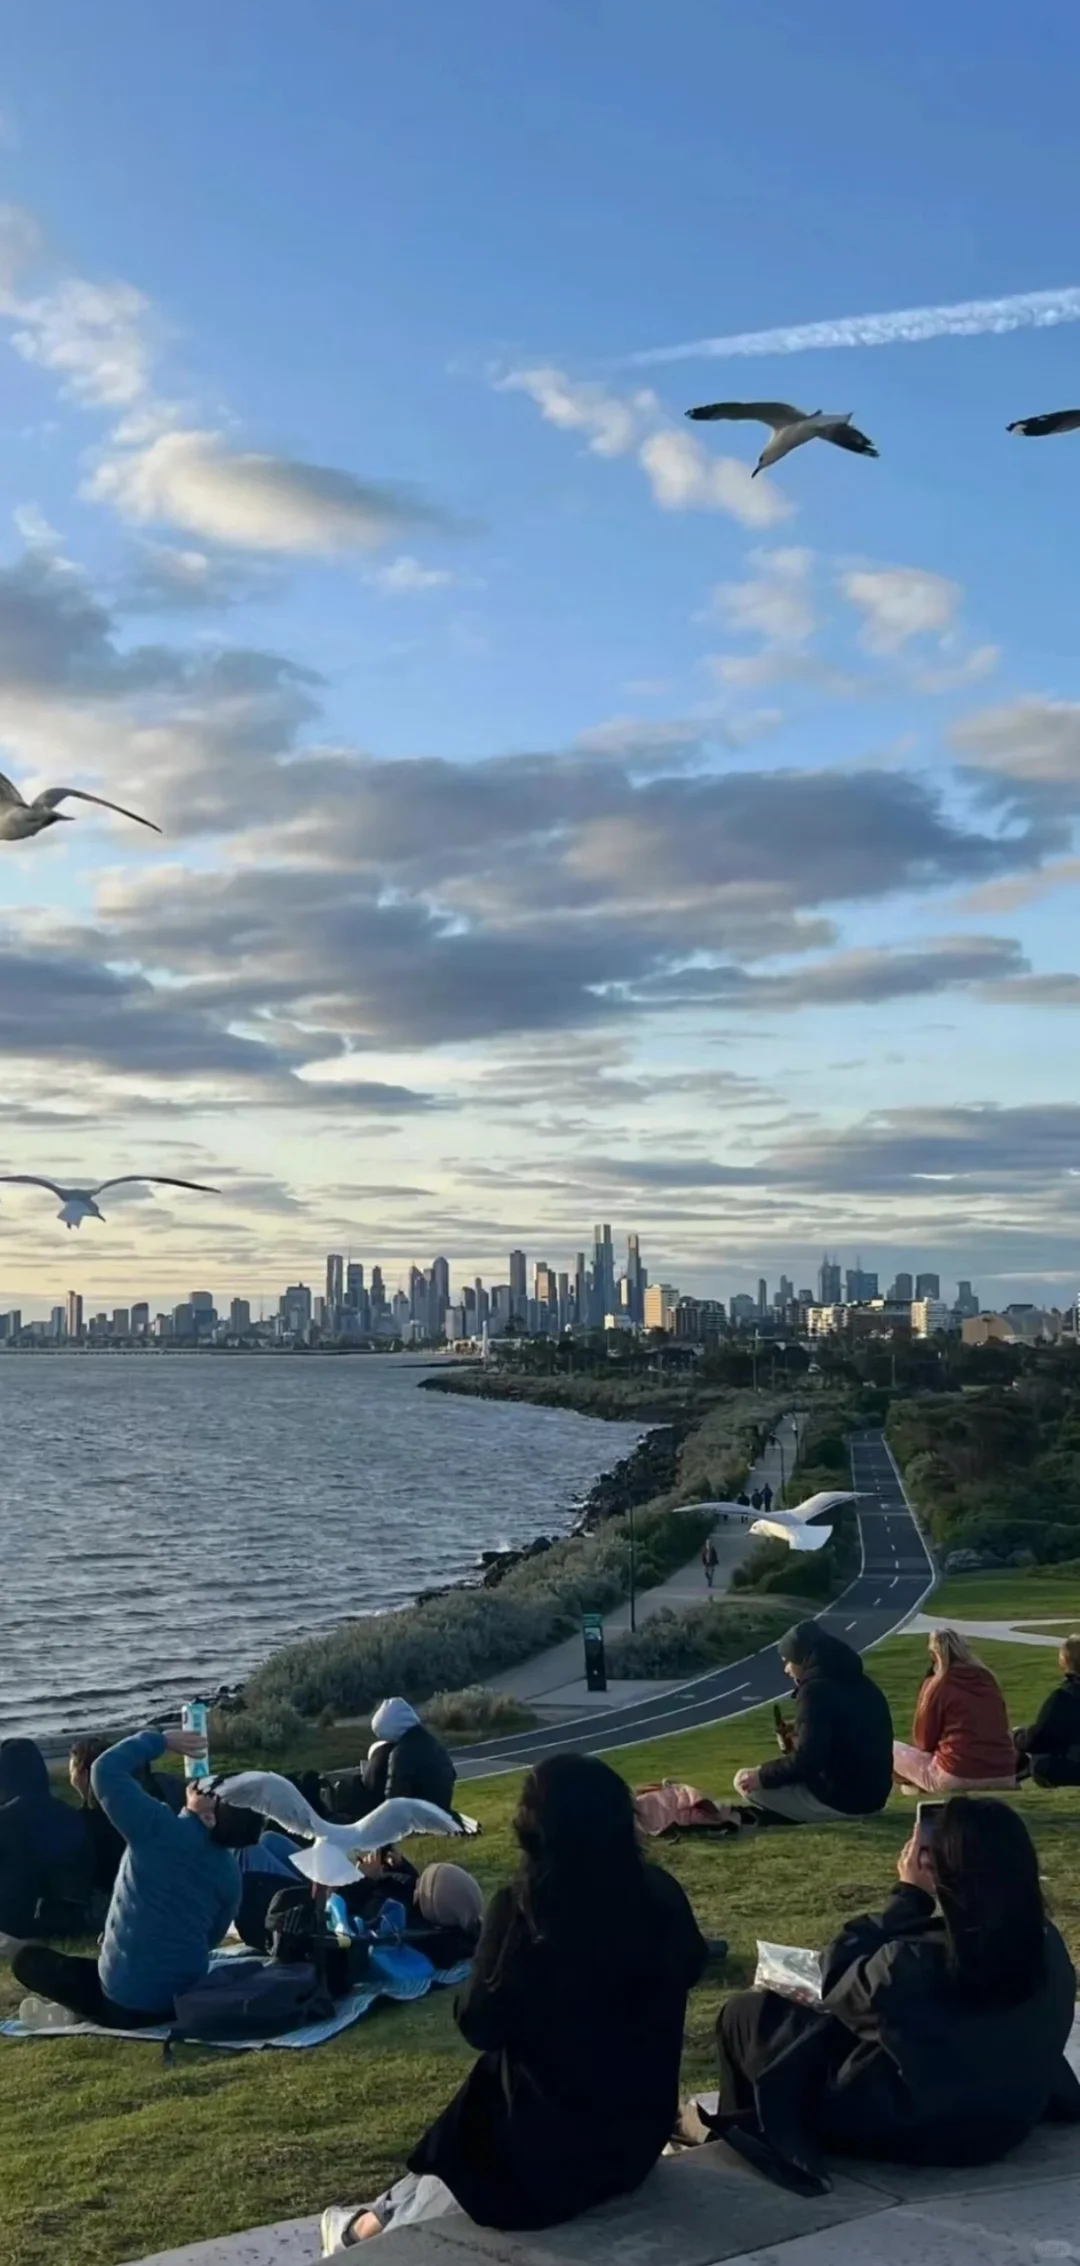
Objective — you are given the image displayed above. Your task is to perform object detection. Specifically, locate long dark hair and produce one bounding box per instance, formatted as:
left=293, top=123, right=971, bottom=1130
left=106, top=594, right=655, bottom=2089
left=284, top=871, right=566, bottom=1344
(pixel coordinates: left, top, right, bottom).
left=934, top=1797, right=1047, bottom=2007
left=510, top=1752, right=650, bottom=1956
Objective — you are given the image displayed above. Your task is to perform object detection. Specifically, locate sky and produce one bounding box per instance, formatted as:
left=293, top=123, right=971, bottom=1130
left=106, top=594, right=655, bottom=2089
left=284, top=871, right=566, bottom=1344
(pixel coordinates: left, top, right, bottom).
left=3, top=0, right=1080, bottom=1316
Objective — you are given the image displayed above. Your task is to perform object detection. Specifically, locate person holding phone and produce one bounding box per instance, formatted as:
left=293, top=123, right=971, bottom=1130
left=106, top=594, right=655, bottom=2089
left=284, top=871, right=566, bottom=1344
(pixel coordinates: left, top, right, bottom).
left=714, top=1796, right=1079, bottom=2179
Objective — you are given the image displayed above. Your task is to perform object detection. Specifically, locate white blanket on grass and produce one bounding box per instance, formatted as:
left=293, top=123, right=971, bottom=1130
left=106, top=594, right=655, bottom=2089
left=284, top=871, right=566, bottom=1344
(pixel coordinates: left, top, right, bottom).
left=0, top=1952, right=472, bottom=2052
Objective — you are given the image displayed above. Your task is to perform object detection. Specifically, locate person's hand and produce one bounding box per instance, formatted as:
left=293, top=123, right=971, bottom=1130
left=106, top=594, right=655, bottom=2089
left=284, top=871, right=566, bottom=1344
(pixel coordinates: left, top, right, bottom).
left=734, top=1769, right=760, bottom=1796
left=163, top=1729, right=209, bottom=1761
left=897, top=1833, right=935, bottom=1890
left=356, top=1852, right=385, bottom=1877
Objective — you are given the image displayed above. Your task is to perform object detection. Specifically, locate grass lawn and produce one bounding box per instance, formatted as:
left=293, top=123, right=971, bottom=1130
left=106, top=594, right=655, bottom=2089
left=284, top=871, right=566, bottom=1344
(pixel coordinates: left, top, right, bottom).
left=3, top=1627, right=1078, bottom=2266
left=928, top=1571, right=1080, bottom=1624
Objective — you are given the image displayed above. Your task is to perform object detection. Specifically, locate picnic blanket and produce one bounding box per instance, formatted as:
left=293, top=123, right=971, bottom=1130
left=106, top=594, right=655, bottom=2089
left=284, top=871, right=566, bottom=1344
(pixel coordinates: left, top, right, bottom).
left=0, top=1944, right=472, bottom=2052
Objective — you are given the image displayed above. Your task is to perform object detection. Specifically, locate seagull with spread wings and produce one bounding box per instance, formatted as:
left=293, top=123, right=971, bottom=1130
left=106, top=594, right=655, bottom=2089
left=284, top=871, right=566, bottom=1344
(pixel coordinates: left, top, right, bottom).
left=0, top=769, right=160, bottom=842
left=0, top=1174, right=220, bottom=1228
left=212, top=1778, right=480, bottom=1887
left=685, top=399, right=879, bottom=476
left=1007, top=409, right=1080, bottom=439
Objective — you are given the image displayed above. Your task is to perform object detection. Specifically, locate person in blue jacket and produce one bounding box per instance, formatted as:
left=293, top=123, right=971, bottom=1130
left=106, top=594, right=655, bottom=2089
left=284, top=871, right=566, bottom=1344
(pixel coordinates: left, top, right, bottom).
left=0, top=1738, right=95, bottom=1949
left=11, top=1727, right=245, bottom=2027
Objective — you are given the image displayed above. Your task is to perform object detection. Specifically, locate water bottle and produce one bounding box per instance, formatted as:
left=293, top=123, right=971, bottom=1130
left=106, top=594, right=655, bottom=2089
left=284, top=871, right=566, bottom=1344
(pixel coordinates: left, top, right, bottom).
left=181, top=1699, right=210, bottom=1782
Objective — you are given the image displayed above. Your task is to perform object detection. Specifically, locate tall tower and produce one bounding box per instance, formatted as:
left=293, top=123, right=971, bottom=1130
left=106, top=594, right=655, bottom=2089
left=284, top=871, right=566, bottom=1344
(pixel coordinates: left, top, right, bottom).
left=326, top=1253, right=344, bottom=1314
left=509, top=1249, right=527, bottom=1319
left=66, top=1289, right=84, bottom=1342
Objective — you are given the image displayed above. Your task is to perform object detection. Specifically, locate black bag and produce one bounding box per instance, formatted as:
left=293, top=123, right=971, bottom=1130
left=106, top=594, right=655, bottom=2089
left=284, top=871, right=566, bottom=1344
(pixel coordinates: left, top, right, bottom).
left=169, top=1957, right=336, bottom=2046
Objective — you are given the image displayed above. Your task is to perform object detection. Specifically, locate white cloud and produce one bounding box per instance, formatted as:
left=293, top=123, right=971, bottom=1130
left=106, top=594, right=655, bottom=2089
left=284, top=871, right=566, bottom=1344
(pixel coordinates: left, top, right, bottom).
left=952, top=697, right=1080, bottom=788
left=706, top=546, right=816, bottom=645
left=638, top=429, right=789, bottom=527
left=86, top=428, right=451, bottom=556
left=10, top=276, right=154, bottom=406
left=500, top=362, right=789, bottom=528
left=913, top=643, right=1000, bottom=695
left=840, top=564, right=961, bottom=652
left=368, top=554, right=456, bottom=595
left=497, top=366, right=655, bottom=457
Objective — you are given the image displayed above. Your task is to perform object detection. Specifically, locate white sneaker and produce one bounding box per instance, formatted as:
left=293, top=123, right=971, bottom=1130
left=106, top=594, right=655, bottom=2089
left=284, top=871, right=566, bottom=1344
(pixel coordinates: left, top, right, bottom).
left=321, top=2207, right=362, bottom=2254
left=18, top=1995, right=80, bottom=2031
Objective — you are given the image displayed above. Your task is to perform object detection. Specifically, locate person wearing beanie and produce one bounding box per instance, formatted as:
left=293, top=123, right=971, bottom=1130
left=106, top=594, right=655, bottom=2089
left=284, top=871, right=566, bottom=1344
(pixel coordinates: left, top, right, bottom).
left=733, top=1622, right=893, bottom=1825
left=411, top=1864, right=484, bottom=1966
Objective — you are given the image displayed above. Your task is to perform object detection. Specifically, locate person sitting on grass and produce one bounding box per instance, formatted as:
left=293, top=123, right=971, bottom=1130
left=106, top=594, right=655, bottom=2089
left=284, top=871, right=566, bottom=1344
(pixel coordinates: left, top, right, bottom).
left=0, top=1738, right=95, bottom=1955
left=320, top=1751, right=709, bottom=2249
left=69, top=1732, right=184, bottom=1903
left=317, top=1699, right=457, bottom=1825
left=733, top=1622, right=893, bottom=1825
left=714, top=1796, right=1080, bottom=2181
left=893, top=1630, right=1018, bottom=1795
left=11, top=1726, right=248, bottom=2029
left=1014, top=1637, right=1080, bottom=1788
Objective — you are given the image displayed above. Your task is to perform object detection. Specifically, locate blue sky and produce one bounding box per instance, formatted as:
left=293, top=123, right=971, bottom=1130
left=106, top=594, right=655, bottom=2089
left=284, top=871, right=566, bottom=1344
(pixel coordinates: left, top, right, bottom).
left=2, top=0, right=1080, bottom=1314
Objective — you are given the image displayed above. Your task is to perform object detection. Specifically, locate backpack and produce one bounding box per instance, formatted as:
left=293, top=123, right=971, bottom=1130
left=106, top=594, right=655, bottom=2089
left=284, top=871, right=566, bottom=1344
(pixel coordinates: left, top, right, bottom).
left=168, top=1957, right=336, bottom=2050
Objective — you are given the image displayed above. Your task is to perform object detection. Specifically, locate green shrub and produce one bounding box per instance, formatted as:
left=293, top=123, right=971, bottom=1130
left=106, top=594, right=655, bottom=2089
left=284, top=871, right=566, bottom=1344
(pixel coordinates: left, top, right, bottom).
left=422, top=1687, right=537, bottom=1734
left=208, top=1702, right=306, bottom=1756
left=607, top=1602, right=790, bottom=1679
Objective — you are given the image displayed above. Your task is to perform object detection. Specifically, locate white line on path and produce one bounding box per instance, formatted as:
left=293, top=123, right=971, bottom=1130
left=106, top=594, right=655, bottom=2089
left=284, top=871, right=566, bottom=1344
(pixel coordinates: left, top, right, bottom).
left=890, top=1576, right=898, bottom=1588
left=845, top=1620, right=858, bottom=1631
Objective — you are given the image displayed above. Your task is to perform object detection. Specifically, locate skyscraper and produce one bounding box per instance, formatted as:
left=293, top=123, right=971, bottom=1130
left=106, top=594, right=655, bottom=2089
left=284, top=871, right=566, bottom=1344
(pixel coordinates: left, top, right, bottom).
left=625, top=1232, right=646, bottom=1326
left=593, top=1224, right=615, bottom=1321
left=430, top=1256, right=451, bottom=1328
left=890, top=1272, right=914, bottom=1302
left=574, top=1251, right=588, bottom=1327
left=370, top=1265, right=386, bottom=1314
left=916, top=1271, right=941, bottom=1301
left=818, top=1255, right=842, bottom=1304
left=509, top=1249, right=527, bottom=1318
left=846, top=1265, right=878, bottom=1303
left=955, top=1280, right=978, bottom=1318
left=66, top=1289, right=83, bottom=1342
left=345, top=1261, right=365, bottom=1311
left=326, top=1253, right=344, bottom=1313
left=757, top=1277, right=768, bottom=1316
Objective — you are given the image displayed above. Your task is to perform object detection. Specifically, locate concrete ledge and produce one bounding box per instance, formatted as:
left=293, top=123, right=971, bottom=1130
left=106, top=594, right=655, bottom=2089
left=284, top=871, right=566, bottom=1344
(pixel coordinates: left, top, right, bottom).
left=125, top=2123, right=1080, bottom=2266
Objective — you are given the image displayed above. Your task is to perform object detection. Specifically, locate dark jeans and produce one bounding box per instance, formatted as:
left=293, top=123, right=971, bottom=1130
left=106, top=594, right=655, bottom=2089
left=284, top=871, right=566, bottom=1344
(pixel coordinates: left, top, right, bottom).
left=716, top=1988, right=829, bottom=2115
left=1032, top=1752, right=1080, bottom=1788
left=11, top=1944, right=172, bottom=2029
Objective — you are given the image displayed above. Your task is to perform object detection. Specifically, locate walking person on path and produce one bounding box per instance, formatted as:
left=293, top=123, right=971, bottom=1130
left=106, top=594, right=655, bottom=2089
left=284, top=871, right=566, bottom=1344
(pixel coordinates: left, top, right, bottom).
left=761, top=1482, right=774, bottom=1514
left=701, top=1539, right=719, bottom=1592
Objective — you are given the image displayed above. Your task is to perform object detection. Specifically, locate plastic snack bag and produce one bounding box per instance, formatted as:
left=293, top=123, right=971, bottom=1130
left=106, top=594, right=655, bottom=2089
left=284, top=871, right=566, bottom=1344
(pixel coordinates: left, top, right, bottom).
left=754, top=1940, right=823, bottom=2004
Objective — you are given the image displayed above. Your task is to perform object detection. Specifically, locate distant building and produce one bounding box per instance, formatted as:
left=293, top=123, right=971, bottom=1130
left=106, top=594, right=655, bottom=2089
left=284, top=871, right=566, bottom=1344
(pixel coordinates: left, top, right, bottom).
left=280, top=1283, right=312, bottom=1335
left=50, top=1305, right=66, bottom=1340
left=66, top=1290, right=84, bottom=1343
left=757, top=1277, right=768, bottom=1316
left=230, top=1298, right=252, bottom=1335
left=444, top=1305, right=465, bottom=1340
left=112, top=1309, right=130, bottom=1338
left=430, top=1257, right=451, bottom=1332
left=593, top=1225, right=616, bottom=1325
left=643, top=1281, right=680, bottom=1332
left=509, top=1249, right=527, bottom=1319
left=729, top=1293, right=758, bottom=1325
left=325, top=1254, right=344, bottom=1315
left=954, top=1279, right=979, bottom=1319
left=819, top=1255, right=842, bottom=1304
left=890, top=1272, right=914, bottom=1302
left=131, top=1302, right=150, bottom=1335
left=846, top=1266, right=879, bottom=1302
left=915, top=1272, right=941, bottom=1301
left=625, top=1233, right=646, bottom=1326
left=911, top=1297, right=952, bottom=1338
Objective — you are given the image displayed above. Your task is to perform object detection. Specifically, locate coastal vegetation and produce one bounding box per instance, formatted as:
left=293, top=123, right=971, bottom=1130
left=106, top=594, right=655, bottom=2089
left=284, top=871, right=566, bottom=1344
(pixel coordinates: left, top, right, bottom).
left=886, top=1357, right=1080, bottom=1567
left=729, top=1412, right=860, bottom=1606
left=606, top=1599, right=791, bottom=1678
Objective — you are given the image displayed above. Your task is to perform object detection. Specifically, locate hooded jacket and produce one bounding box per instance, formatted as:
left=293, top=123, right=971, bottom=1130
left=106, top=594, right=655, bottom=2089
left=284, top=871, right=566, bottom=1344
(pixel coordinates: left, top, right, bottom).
left=0, top=1738, right=93, bottom=1935
left=911, top=1661, right=1016, bottom=1782
left=365, top=1700, right=456, bottom=1812
left=757, top=1623, right=893, bottom=1815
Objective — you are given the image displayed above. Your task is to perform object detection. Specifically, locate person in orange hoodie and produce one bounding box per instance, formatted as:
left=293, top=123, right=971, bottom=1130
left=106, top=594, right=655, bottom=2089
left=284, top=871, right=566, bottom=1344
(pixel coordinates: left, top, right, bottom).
left=893, top=1630, right=1017, bottom=1795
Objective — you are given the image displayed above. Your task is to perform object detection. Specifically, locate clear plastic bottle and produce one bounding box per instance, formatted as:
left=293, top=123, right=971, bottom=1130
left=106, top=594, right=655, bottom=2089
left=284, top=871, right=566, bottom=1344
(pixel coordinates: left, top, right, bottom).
left=181, top=1699, right=210, bottom=1781
left=19, top=1995, right=80, bottom=2031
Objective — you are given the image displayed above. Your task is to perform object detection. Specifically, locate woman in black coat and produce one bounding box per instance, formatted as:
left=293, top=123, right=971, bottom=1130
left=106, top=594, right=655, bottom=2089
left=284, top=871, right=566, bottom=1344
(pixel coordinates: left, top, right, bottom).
left=715, top=1797, right=1079, bottom=2183
left=321, top=1752, right=709, bottom=2249
left=1014, top=1636, right=1080, bottom=1786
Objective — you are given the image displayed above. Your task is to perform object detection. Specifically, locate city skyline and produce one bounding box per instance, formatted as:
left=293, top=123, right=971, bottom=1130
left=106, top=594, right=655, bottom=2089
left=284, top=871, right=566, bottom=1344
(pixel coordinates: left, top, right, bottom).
left=1, top=1227, right=1003, bottom=1339
left=2, top=12, right=1080, bottom=1309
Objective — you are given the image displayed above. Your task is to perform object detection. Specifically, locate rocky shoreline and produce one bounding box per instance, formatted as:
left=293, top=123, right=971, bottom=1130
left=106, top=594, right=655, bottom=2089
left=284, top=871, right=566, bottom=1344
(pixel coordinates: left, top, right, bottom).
left=475, top=1421, right=688, bottom=1589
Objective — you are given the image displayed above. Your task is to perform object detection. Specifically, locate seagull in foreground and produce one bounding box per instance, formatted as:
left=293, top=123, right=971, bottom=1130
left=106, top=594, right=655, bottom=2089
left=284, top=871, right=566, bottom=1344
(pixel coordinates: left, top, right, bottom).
left=0, top=1174, right=220, bottom=1229
left=1007, top=409, right=1080, bottom=438
left=214, top=1778, right=480, bottom=1888
left=0, top=769, right=160, bottom=842
left=685, top=399, right=879, bottom=476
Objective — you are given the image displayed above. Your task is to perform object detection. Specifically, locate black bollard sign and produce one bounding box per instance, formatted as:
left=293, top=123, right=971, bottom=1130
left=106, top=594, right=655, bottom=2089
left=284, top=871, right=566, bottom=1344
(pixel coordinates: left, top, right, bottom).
left=583, top=1612, right=607, bottom=1692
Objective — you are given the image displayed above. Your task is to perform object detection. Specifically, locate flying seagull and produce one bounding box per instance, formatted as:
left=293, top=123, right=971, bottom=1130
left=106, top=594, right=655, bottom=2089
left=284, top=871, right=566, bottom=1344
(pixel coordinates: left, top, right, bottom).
left=685, top=400, right=879, bottom=476
left=1007, top=409, right=1080, bottom=438
left=0, top=1174, right=220, bottom=1229
left=0, top=770, right=160, bottom=842
left=213, top=1778, right=480, bottom=1887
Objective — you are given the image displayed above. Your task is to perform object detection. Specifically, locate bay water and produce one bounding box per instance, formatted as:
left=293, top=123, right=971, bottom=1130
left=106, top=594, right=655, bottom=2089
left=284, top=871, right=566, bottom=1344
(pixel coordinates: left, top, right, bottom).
left=0, top=1355, right=640, bottom=1738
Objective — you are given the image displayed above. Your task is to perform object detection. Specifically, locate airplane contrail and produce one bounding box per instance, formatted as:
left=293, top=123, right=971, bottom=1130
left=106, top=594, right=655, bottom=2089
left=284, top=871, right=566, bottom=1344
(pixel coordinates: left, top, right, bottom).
left=625, top=286, right=1080, bottom=369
